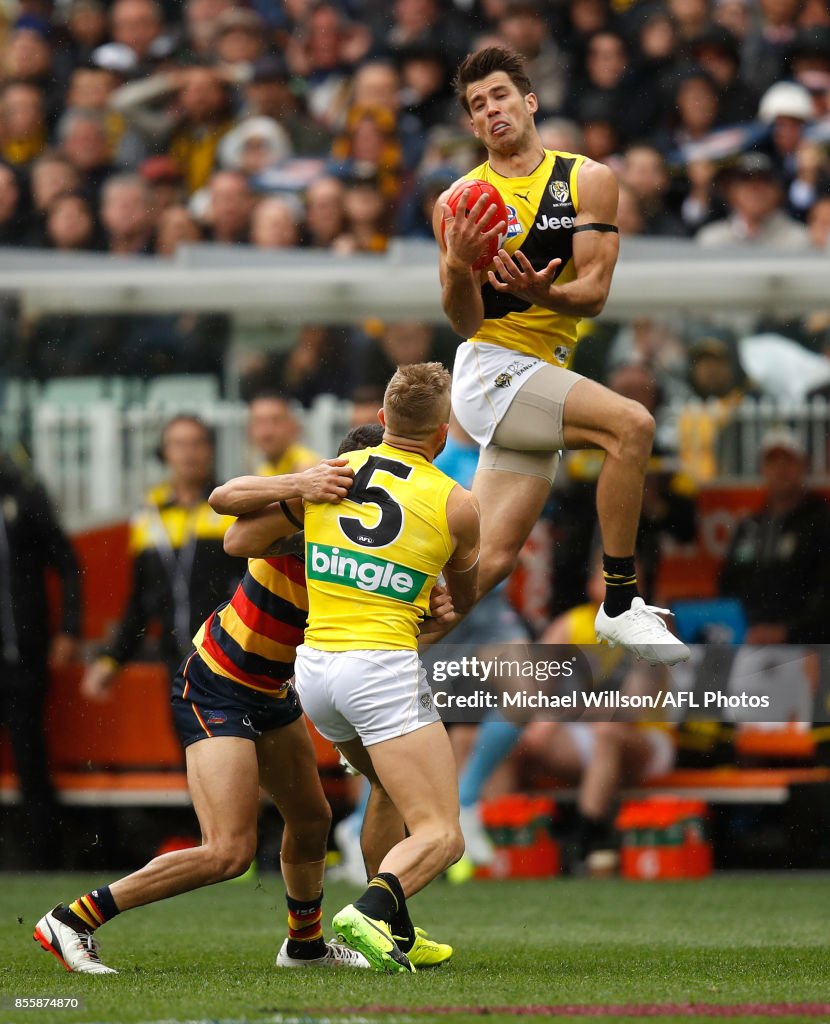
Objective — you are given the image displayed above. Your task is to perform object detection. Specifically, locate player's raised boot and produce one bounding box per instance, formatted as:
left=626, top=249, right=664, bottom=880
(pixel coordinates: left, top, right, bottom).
left=332, top=904, right=415, bottom=973
left=276, top=938, right=370, bottom=968
left=595, top=598, right=690, bottom=666
left=401, top=927, right=453, bottom=968
left=33, top=906, right=117, bottom=974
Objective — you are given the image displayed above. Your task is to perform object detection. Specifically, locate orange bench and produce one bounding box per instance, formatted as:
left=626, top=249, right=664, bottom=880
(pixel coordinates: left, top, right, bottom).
left=0, top=663, right=346, bottom=807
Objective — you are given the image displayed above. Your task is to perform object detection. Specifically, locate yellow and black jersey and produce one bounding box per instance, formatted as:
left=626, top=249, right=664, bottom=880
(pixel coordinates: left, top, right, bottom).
left=192, top=554, right=308, bottom=696
left=303, top=442, right=456, bottom=651
left=102, top=483, right=242, bottom=670
left=464, top=148, right=586, bottom=367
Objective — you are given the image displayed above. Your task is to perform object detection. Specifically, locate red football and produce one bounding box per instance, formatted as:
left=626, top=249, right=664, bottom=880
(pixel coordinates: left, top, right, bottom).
left=441, top=178, right=509, bottom=271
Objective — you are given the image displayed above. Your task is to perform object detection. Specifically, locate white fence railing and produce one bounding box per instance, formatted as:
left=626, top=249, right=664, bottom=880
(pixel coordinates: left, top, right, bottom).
left=2, top=392, right=828, bottom=531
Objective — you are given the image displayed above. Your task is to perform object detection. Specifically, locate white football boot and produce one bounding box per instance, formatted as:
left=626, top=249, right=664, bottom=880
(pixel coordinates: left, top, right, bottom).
left=595, top=597, right=690, bottom=666
left=34, top=907, right=117, bottom=974
left=276, top=938, right=370, bottom=967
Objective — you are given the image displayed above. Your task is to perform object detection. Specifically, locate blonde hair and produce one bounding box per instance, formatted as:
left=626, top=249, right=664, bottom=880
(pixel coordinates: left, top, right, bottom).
left=383, top=362, right=451, bottom=440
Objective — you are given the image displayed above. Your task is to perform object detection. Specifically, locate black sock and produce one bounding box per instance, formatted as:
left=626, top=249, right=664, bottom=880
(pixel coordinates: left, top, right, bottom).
left=602, top=554, right=640, bottom=617
left=576, top=812, right=613, bottom=860
left=390, top=901, right=416, bottom=953
left=354, top=872, right=405, bottom=928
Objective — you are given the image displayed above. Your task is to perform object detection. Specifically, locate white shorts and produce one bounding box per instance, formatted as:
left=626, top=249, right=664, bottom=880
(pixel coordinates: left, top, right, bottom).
left=451, top=341, right=546, bottom=447
left=293, top=644, right=441, bottom=747
left=565, top=723, right=676, bottom=780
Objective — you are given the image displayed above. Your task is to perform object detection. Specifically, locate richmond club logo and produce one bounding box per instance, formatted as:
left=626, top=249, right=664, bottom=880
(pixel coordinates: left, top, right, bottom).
left=549, top=180, right=570, bottom=203
left=494, top=372, right=512, bottom=388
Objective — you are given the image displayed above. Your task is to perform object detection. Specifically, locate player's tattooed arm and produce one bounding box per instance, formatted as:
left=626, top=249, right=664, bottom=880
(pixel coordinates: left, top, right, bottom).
left=223, top=498, right=305, bottom=558
left=210, top=460, right=353, bottom=516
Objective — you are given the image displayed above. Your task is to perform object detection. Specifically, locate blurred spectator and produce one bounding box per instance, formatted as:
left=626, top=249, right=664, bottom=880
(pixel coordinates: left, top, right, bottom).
left=537, top=117, right=584, bottom=152
left=110, top=64, right=236, bottom=193
left=140, top=154, right=186, bottom=218
left=690, top=25, right=759, bottom=124
left=44, top=191, right=100, bottom=251
left=184, top=0, right=236, bottom=59
left=330, top=105, right=405, bottom=205
left=0, top=450, right=81, bottom=869
left=242, top=54, right=330, bottom=156
left=81, top=415, right=241, bottom=696
left=0, top=81, right=48, bottom=167
left=787, top=140, right=830, bottom=219
left=495, top=0, right=569, bottom=116
left=285, top=4, right=370, bottom=130
left=741, top=0, right=801, bottom=94
left=788, top=25, right=830, bottom=85
left=250, top=196, right=302, bottom=249
left=384, top=0, right=467, bottom=63
left=677, top=335, right=758, bottom=481
left=57, top=108, right=116, bottom=206
left=715, top=0, right=751, bottom=43
left=565, top=30, right=657, bottom=143
left=211, top=8, right=269, bottom=67
left=615, top=181, right=645, bottom=236
left=719, top=426, right=830, bottom=643
left=358, top=320, right=455, bottom=390
left=680, top=156, right=723, bottom=233
left=667, top=0, right=711, bottom=42
left=3, top=19, right=59, bottom=116
left=247, top=390, right=321, bottom=475
left=55, top=0, right=109, bottom=77
left=808, top=193, right=830, bottom=250
left=758, top=81, right=815, bottom=183
left=348, top=383, right=385, bottom=428
left=202, top=169, right=254, bottom=243
left=26, top=152, right=82, bottom=244
left=333, top=175, right=390, bottom=253
left=101, top=173, right=154, bottom=254
left=242, top=325, right=358, bottom=407
left=696, top=152, right=810, bottom=248
left=218, top=117, right=293, bottom=176
left=396, top=44, right=455, bottom=136
left=668, top=68, right=723, bottom=151
left=154, top=203, right=203, bottom=256
left=620, top=145, right=686, bottom=237
left=302, top=174, right=346, bottom=247
left=110, top=0, right=166, bottom=69
left=0, top=162, right=30, bottom=245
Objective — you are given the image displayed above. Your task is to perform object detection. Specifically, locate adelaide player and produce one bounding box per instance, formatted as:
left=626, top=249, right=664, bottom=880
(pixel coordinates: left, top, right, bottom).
left=434, top=45, right=688, bottom=665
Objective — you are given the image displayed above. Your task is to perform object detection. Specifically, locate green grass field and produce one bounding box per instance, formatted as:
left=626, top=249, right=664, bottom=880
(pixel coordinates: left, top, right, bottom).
left=1, top=873, right=828, bottom=1024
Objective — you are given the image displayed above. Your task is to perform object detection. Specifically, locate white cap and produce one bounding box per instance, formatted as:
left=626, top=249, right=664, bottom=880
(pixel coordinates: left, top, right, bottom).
left=91, top=43, right=138, bottom=74
left=758, top=82, right=814, bottom=124
left=760, top=426, right=806, bottom=459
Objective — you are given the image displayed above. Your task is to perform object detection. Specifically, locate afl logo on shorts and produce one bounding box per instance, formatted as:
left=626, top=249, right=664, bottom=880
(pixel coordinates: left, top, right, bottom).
left=554, top=346, right=571, bottom=364
left=549, top=180, right=570, bottom=204
left=494, top=372, right=513, bottom=389
left=504, top=204, right=523, bottom=237
left=205, top=710, right=227, bottom=725
left=420, top=693, right=432, bottom=711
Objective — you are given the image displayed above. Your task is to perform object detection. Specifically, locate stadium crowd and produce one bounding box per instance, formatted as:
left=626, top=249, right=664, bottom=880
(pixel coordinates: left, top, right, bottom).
left=1, top=0, right=830, bottom=388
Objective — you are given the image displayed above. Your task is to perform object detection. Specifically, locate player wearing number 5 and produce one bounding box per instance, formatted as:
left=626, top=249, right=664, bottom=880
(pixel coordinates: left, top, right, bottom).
left=292, top=363, right=479, bottom=972
left=434, top=46, right=689, bottom=665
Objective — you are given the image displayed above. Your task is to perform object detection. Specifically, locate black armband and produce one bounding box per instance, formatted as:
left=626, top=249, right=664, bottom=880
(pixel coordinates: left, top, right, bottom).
left=573, top=223, right=619, bottom=234
left=279, top=499, right=303, bottom=530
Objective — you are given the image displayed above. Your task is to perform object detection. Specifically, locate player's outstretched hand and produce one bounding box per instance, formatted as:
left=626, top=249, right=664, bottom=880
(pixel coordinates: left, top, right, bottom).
left=300, top=459, right=354, bottom=503
left=488, top=249, right=561, bottom=304
left=442, top=190, right=506, bottom=268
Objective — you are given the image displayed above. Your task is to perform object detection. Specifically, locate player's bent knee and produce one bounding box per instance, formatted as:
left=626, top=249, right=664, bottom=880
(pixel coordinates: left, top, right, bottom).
left=480, top=544, right=520, bottom=592
left=208, top=840, right=257, bottom=881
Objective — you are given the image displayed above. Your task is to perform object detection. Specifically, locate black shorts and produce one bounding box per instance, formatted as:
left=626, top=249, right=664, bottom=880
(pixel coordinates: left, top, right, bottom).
left=171, top=651, right=302, bottom=748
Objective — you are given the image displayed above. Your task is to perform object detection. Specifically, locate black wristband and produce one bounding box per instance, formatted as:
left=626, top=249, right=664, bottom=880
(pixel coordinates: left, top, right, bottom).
left=573, top=223, right=619, bottom=234
left=279, top=499, right=303, bottom=530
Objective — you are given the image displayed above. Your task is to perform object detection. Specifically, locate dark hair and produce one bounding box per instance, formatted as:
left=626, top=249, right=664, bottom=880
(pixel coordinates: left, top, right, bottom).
left=337, top=423, right=384, bottom=455
left=158, top=414, right=216, bottom=461
left=453, top=46, right=532, bottom=114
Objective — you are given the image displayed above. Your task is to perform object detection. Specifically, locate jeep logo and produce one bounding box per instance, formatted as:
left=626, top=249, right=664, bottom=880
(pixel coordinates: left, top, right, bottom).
left=535, top=214, right=574, bottom=231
